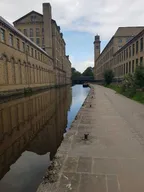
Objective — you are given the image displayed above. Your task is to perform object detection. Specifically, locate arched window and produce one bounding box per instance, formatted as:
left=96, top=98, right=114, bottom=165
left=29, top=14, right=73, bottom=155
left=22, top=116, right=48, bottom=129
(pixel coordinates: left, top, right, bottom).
left=2, top=54, right=8, bottom=84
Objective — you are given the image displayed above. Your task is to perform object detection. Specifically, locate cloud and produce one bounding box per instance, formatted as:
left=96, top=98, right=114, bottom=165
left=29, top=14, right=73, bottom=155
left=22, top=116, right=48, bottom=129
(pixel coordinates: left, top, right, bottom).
left=1, top=0, right=144, bottom=41
left=71, top=57, right=93, bottom=73
left=1, top=0, right=144, bottom=72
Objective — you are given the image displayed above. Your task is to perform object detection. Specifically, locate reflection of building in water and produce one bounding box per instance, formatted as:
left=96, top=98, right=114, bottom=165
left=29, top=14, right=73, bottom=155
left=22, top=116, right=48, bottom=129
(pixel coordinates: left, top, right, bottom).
left=0, top=86, right=72, bottom=180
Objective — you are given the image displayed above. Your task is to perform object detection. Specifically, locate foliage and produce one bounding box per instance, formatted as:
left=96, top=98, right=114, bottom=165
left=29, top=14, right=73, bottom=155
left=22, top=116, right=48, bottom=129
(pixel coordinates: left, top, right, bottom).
left=132, top=91, right=144, bottom=104
left=82, top=67, right=94, bottom=77
left=107, top=66, right=144, bottom=103
left=71, top=67, right=81, bottom=78
left=104, top=69, right=114, bottom=85
left=134, top=65, right=144, bottom=88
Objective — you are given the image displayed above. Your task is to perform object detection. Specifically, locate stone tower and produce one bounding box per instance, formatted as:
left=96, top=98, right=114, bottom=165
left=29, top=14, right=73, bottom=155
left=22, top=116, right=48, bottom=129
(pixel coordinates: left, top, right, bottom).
left=43, top=3, right=52, bottom=57
left=94, top=35, right=101, bottom=61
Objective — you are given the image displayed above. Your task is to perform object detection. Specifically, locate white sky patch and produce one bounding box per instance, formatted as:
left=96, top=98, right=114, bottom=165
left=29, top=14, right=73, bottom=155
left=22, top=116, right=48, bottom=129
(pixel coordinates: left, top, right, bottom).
left=72, top=58, right=94, bottom=73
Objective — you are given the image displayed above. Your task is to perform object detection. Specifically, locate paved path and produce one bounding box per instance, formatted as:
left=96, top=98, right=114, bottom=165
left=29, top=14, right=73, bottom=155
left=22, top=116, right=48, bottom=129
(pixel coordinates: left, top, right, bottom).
left=37, top=85, right=144, bottom=192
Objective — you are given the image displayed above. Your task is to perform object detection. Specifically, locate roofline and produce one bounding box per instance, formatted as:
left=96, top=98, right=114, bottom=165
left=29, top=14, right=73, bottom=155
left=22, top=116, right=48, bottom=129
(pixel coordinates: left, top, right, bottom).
left=114, top=29, right=144, bottom=56
left=52, top=19, right=66, bottom=45
left=0, top=16, right=52, bottom=60
left=13, top=11, right=43, bottom=24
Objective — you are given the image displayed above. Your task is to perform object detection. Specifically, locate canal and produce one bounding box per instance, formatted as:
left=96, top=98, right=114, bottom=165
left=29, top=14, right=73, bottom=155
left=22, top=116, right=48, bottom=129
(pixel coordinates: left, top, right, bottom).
left=0, top=85, right=90, bottom=192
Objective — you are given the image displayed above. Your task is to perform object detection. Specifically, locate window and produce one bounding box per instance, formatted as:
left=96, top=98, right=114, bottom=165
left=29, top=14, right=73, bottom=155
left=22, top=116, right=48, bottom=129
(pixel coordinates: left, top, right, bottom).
left=136, top=41, right=139, bottom=54
left=35, top=50, right=37, bottom=59
left=27, top=45, right=29, bottom=55
left=129, top=61, right=131, bottom=73
left=22, top=42, right=25, bottom=52
left=31, top=48, right=33, bottom=57
left=136, top=58, right=139, bottom=66
left=129, top=46, right=131, bottom=58
left=124, top=63, right=125, bottom=74
left=140, top=37, right=143, bottom=52
left=36, top=28, right=40, bottom=36
left=0, top=28, right=5, bottom=42
left=132, top=44, right=135, bottom=56
left=16, top=38, right=20, bottom=50
left=30, top=28, right=33, bottom=37
left=42, top=28, right=44, bottom=34
left=121, top=52, right=123, bottom=61
left=126, top=63, right=128, bottom=73
left=132, top=60, right=135, bottom=72
left=140, top=57, right=143, bottom=65
left=36, top=38, right=40, bottom=45
left=24, top=29, right=27, bottom=36
left=118, top=38, right=122, bottom=43
left=126, top=48, right=128, bottom=59
left=38, top=52, right=40, bottom=60
left=9, top=34, right=13, bottom=46
left=31, top=15, right=36, bottom=22
left=124, top=50, right=126, bottom=60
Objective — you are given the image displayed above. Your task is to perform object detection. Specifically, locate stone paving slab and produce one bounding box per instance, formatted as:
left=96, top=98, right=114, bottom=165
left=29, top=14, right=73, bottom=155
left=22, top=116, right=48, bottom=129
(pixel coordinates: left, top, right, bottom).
left=37, top=85, right=144, bottom=192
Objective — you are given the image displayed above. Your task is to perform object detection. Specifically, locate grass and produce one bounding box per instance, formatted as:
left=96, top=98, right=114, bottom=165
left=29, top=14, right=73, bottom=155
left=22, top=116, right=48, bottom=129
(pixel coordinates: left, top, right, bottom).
left=106, top=84, right=144, bottom=104
left=106, top=84, right=122, bottom=93
left=132, top=92, right=144, bottom=104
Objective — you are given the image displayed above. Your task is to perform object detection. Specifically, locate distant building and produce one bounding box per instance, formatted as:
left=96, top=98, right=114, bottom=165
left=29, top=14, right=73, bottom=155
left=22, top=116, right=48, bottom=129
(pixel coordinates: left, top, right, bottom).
left=94, top=27, right=144, bottom=80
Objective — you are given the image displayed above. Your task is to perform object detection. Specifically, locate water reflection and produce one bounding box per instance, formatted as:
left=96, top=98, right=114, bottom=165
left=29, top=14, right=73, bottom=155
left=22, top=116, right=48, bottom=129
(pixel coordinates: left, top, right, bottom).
left=0, top=86, right=72, bottom=191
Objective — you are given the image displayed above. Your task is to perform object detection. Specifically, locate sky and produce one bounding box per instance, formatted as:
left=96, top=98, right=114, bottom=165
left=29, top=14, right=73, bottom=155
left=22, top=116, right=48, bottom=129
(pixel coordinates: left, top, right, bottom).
left=1, top=0, right=144, bottom=72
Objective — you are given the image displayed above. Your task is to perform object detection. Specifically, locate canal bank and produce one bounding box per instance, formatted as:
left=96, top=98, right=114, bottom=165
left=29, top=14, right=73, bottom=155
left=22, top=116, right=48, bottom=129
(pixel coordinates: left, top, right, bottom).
left=37, top=85, right=93, bottom=192
left=37, top=84, right=144, bottom=192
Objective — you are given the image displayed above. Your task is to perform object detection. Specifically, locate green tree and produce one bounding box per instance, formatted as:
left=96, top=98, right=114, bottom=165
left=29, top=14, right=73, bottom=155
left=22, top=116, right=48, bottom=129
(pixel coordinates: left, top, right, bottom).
left=71, top=67, right=81, bottom=78
left=82, top=67, right=94, bottom=77
left=104, top=69, right=114, bottom=85
left=134, top=65, right=144, bottom=88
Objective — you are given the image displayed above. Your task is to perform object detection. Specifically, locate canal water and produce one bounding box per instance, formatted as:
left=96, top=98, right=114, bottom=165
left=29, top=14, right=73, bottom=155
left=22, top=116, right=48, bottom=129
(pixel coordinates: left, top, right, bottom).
left=0, top=85, right=90, bottom=192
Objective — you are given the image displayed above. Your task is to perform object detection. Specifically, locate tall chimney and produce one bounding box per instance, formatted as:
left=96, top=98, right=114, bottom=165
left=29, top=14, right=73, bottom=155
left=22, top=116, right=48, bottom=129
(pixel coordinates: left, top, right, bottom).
left=43, top=3, right=52, bottom=57
left=94, top=35, right=101, bottom=61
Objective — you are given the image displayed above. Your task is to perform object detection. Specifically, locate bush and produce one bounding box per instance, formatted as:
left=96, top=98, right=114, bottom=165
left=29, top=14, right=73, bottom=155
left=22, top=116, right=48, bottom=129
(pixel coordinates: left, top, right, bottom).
left=121, top=73, right=136, bottom=97
left=104, top=69, right=114, bottom=85
left=134, top=65, right=144, bottom=88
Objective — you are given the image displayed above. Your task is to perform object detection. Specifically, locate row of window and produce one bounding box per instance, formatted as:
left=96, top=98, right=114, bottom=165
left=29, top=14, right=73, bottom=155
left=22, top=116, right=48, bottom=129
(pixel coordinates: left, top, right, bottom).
left=96, top=57, right=143, bottom=77
left=114, top=57, right=143, bottom=77
left=0, top=27, right=48, bottom=63
left=115, top=37, right=143, bottom=64
left=19, top=27, right=44, bottom=37
left=118, top=37, right=133, bottom=44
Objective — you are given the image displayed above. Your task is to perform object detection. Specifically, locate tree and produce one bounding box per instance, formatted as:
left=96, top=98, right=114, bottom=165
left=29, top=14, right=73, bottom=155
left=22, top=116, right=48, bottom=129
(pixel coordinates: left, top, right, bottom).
left=71, top=67, right=81, bottom=78
left=134, top=65, right=144, bottom=88
left=104, top=69, right=114, bottom=85
left=82, top=67, right=94, bottom=77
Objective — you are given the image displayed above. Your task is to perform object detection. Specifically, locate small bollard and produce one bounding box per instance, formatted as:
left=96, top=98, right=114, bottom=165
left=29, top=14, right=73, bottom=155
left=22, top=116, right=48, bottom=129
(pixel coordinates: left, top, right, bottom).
left=84, top=133, right=89, bottom=140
